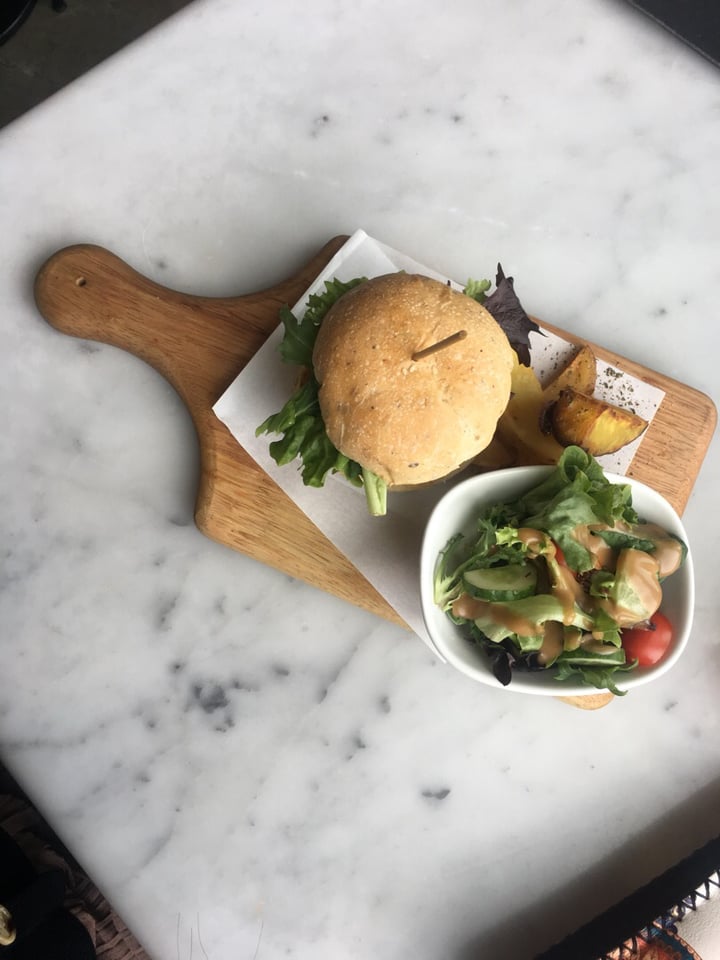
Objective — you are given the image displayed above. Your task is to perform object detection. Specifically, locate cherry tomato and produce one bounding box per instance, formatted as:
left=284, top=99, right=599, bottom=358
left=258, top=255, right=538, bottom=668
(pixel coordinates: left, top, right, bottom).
left=621, top=613, right=673, bottom=667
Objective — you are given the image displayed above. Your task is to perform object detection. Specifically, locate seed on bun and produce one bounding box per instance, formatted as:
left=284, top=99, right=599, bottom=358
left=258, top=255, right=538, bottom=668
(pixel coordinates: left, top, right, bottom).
left=312, top=272, right=514, bottom=488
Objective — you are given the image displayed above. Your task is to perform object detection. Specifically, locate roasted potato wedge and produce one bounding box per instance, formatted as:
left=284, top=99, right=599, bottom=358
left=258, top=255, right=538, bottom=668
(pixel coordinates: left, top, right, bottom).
left=542, top=344, right=597, bottom=403
left=548, top=387, right=648, bottom=456
left=491, top=356, right=566, bottom=466
left=477, top=347, right=647, bottom=471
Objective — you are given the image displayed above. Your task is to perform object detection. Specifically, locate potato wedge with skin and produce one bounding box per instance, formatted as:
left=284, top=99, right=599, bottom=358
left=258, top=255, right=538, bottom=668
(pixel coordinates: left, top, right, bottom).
left=542, top=344, right=597, bottom=404
left=549, top=388, right=648, bottom=456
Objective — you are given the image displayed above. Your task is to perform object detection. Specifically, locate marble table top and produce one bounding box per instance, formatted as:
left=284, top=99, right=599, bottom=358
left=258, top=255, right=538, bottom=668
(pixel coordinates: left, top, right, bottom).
left=1, top=0, right=719, bottom=957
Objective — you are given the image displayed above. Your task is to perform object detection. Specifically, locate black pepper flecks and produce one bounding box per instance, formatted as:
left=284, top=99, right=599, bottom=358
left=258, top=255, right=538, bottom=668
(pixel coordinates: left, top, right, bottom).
left=598, top=366, right=639, bottom=413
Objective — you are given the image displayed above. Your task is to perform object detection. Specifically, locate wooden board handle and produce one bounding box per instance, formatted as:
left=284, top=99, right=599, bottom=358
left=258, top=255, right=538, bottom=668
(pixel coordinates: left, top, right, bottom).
left=34, top=242, right=324, bottom=406
left=33, top=237, right=350, bottom=513
left=33, top=239, right=408, bottom=632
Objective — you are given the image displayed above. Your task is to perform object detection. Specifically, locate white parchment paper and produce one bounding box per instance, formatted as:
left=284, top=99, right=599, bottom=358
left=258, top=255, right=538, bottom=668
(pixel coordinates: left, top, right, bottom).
left=213, top=230, right=665, bottom=651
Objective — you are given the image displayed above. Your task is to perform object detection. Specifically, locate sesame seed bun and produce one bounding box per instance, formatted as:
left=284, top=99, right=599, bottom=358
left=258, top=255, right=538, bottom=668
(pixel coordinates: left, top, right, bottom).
left=312, top=272, right=514, bottom=487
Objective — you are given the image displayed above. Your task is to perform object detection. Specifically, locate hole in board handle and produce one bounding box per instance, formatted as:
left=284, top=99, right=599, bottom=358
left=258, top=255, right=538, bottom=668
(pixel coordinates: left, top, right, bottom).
left=75, top=276, right=87, bottom=287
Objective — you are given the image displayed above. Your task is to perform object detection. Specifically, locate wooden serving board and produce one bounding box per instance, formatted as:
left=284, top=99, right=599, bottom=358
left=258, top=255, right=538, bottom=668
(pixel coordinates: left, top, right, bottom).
left=34, top=236, right=716, bottom=642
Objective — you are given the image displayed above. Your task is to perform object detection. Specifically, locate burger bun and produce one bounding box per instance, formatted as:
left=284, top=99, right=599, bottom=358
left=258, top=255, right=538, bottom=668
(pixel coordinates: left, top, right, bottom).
left=312, top=272, right=514, bottom=488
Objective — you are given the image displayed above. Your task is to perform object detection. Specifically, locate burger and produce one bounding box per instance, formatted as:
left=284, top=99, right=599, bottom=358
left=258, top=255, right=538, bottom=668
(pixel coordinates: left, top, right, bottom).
left=257, top=267, right=538, bottom=515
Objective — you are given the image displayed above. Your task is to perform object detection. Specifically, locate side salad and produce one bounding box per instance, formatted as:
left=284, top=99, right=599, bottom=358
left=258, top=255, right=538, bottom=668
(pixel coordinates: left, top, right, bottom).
left=433, top=447, right=687, bottom=694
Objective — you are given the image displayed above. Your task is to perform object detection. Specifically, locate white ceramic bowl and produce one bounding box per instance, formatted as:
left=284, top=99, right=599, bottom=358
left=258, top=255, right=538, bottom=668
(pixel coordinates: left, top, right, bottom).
left=420, top=465, right=694, bottom=696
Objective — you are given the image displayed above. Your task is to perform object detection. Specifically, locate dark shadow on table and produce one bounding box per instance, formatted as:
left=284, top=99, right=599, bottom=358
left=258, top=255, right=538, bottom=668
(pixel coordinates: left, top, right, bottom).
left=453, top=775, right=720, bottom=960
left=1, top=0, right=197, bottom=128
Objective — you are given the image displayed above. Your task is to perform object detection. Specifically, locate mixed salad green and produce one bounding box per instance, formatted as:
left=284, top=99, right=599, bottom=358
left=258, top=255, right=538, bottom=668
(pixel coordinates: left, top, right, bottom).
left=434, top=447, right=687, bottom=694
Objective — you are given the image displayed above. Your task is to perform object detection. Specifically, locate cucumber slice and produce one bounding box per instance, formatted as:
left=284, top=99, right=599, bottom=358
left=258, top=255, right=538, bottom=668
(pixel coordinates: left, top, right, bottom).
left=462, top=564, right=537, bottom=602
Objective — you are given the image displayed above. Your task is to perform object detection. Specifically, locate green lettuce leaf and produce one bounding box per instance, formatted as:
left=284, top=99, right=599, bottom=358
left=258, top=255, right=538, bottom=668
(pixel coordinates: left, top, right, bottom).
left=553, top=651, right=636, bottom=696
left=257, top=276, right=392, bottom=515
left=511, top=447, right=638, bottom=571
left=257, top=377, right=360, bottom=488
left=278, top=277, right=367, bottom=366
left=433, top=533, right=467, bottom=611
left=592, top=530, right=656, bottom=553
left=463, top=278, right=492, bottom=302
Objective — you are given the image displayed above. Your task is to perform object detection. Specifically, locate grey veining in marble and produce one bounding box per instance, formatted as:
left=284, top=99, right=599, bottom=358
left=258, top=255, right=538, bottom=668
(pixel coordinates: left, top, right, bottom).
left=1, top=0, right=719, bottom=958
